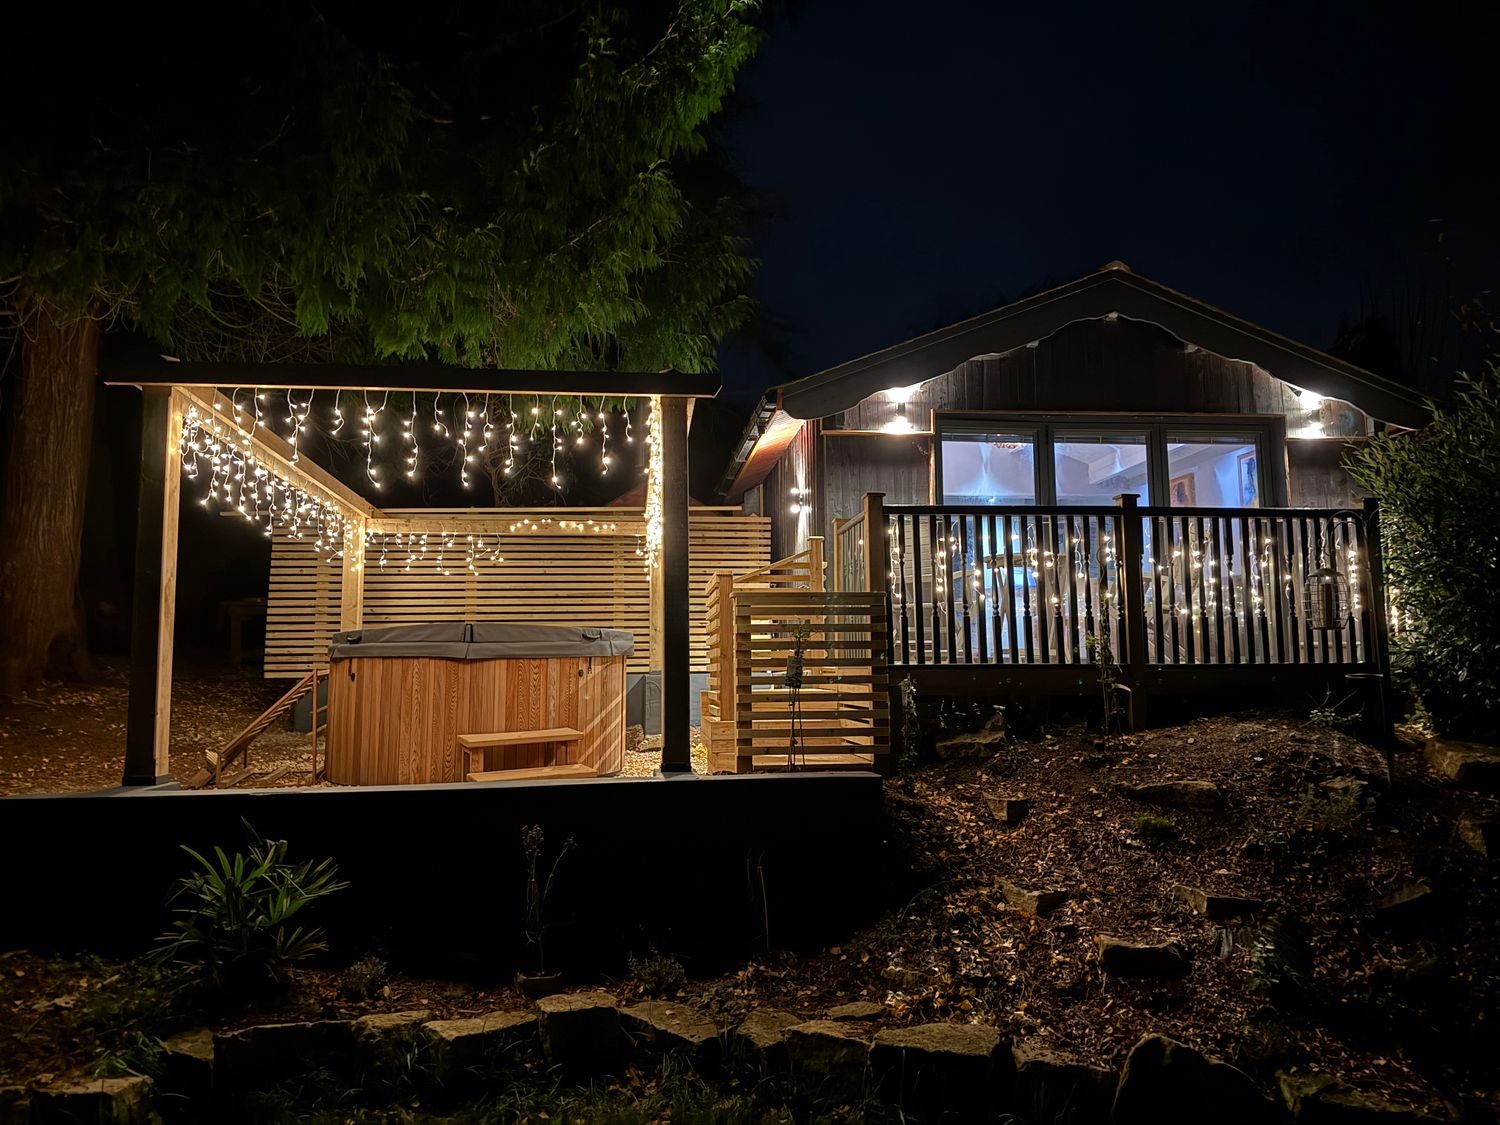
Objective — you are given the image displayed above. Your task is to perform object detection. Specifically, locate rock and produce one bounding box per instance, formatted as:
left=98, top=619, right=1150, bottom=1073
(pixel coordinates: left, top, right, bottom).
left=983, top=795, right=1030, bottom=826
left=422, top=1011, right=538, bottom=1081
left=1012, top=1041, right=1116, bottom=1124
left=1280, top=1071, right=1446, bottom=1122
left=826, top=1000, right=885, bottom=1021
left=30, top=1075, right=155, bottom=1125
left=732, top=1009, right=804, bottom=1070
left=158, top=1028, right=214, bottom=1117
left=354, top=1010, right=433, bottom=1072
left=622, top=1001, right=721, bottom=1061
left=1458, top=815, right=1499, bottom=859
left=785, top=1020, right=872, bottom=1097
left=1122, top=780, right=1225, bottom=811
left=1096, top=936, right=1191, bottom=978
left=1172, top=884, right=1265, bottom=920
left=214, top=1020, right=356, bottom=1088
left=1374, top=883, right=1435, bottom=922
left=1425, top=737, right=1500, bottom=789
left=1114, top=1034, right=1278, bottom=1125
left=1319, top=777, right=1374, bottom=806
left=870, top=1022, right=1013, bottom=1120
left=999, top=878, right=1070, bottom=916
left=537, top=990, right=623, bottom=1073
left=935, top=726, right=1007, bottom=759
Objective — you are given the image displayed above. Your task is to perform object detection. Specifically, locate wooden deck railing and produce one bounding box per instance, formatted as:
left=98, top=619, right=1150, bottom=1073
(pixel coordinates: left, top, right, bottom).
left=701, top=536, right=890, bottom=773
left=839, top=494, right=1388, bottom=724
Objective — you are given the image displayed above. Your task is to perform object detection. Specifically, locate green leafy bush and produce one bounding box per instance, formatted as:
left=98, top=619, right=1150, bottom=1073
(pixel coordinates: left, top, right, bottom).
left=1133, top=815, right=1180, bottom=845
left=1346, top=370, right=1500, bottom=742
left=157, top=832, right=347, bottom=992
left=627, top=948, right=687, bottom=996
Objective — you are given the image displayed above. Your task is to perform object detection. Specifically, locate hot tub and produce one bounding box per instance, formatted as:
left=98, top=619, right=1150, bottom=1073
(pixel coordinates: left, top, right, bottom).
left=325, top=622, right=634, bottom=785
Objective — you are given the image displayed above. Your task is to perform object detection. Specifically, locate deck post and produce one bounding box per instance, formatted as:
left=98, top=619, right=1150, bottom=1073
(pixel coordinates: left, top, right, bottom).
left=1360, top=496, right=1393, bottom=743
left=658, top=395, right=693, bottom=773
left=1113, top=493, right=1149, bottom=730
left=123, top=387, right=182, bottom=785
left=808, top=535, right=825, bottom=592
left=861, top=493, right=887, bottom=596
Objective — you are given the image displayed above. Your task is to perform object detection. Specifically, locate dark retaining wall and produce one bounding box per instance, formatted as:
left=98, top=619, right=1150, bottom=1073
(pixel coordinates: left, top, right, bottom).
left=0, top=772, right=890, bottom=981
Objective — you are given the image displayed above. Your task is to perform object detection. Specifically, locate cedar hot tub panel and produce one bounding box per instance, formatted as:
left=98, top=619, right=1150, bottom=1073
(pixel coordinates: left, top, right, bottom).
left=325, top=624, right=632, bottom=786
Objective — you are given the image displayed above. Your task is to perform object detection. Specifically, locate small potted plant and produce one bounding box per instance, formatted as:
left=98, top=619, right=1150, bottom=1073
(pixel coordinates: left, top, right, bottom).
left=516, top=824, right=574, bottom=998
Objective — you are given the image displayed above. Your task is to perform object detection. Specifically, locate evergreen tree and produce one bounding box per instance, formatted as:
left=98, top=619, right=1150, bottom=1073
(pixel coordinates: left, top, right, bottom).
left=0, top=2, right=759, bottom=693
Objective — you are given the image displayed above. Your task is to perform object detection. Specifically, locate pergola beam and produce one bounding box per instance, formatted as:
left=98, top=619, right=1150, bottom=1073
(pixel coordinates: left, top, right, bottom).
left=102, top=357, right=719, bottom=399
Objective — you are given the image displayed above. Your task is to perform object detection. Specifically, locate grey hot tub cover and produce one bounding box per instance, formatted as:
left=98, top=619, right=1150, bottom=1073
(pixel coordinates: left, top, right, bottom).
left=330, top=621, right=634, bottom=660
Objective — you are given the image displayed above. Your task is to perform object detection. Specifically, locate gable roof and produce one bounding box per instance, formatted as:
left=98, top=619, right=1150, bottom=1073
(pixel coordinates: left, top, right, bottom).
left=777, top=262, right=1429, bottom=426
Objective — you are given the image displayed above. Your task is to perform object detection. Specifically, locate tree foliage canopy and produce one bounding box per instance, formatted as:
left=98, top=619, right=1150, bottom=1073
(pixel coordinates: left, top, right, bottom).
left=1346, top=370, right=1500, bottom=741
left=1, top=1, right=760, bottom=372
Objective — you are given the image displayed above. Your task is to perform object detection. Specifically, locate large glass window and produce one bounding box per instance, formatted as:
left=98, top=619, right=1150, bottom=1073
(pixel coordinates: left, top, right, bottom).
left=1165, top=432, right=1260, bottom=508
left=1053, top=431, right=1151, bottom=505
left=939, top=431, right=1037, bottom=505
left=935, top=416, right=1272, bottom=507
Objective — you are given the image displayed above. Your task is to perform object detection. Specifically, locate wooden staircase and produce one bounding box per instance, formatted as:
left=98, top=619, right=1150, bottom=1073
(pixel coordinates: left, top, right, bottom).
left=186, top=667, right=326, bottom=788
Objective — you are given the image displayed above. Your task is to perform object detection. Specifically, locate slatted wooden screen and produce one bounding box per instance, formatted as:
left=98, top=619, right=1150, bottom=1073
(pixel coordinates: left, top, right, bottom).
left=263, top=508, right=769, bottom=678
left=264, top=526, right=344, bottom=678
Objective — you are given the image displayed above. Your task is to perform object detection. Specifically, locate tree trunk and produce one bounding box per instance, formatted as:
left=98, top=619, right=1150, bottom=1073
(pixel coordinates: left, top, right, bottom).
left=0, top=296, right=101, bottom=696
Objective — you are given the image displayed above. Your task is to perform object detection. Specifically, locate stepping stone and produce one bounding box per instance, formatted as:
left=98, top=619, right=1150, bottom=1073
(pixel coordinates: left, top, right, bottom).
left=1458, top=815, right=1499, bottom=859
left=1114, top=1034, right=1278, bottom=1124
left=159, top=1028, right=214, bottom=1113
left=1122, top=780, right=1225, bottom=811
left=870, top=1022, right=1014, bottom=1120
left=622, top=1001, right=721, bottom=1060
left=1279, top=1071, right=1446, bottom=1122
left=1425, top=738, right=1500, bottom=789
left=355, top=1009, right=431, bottom=1038
left=1012, top=1041, right=1115, bottom=1123
left=1096, top=935, right=1190, bottom=979
left=214, top=1020, right=356, bottom=1089
left=30, top=1075, right=155, bottom=1125
left=983, top=795, right=1030, bottom=825
left=785, top=1020, right=872, bottom=1097
left=1000, top=879, right=1071, bottom=916
left=422, top=1011, right=537, bottom=1081
left=732, top=1009, right=804, bottom=1070
left=827, top=1000, right=885, bottom=1021
left=1374, top=883, right=1435, bottom=922
left=1172, top=885, right=1265, bottom=920
left=537, top=990, right=623, bottom=1073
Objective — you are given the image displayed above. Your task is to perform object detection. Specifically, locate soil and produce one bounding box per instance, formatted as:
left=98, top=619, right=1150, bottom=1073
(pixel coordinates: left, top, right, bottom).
left=0, top=657, right=703, bottom=795
left=4, top=680, right=1496, bottom=1117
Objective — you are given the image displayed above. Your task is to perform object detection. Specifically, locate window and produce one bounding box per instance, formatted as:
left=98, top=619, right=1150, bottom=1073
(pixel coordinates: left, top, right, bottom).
left=1053, top=431, right=1151, bottom=505
left=934, top=415, right=1274, bottom=507
left=1165, top=432, right=1259, bottom=508
left=939, top=430, right=1038, bottom=505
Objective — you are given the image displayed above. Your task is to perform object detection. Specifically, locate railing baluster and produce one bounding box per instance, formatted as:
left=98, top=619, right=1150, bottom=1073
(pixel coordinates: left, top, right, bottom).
left=1065, top=515, right=1083, bottom=662
left=1004, top=515, right=1021, bottom=664
left=975, top=516, right=990, bottom=664
left=912, top=515, right=927, bottom=666
left=958, top=515, right=975, bottom=664
left=1024, top=516, right=1038, bottom=664
left=1211, top=516, right=1228, bottom=664
left=896, top=514, right=910, bottom=664
left=988, top=514, right=1004, bottom=664
left=1082, top=515, right=1097, bottom=661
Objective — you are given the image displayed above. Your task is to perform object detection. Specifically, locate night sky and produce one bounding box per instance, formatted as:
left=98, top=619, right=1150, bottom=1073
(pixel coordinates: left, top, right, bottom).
left=714, top=0, right=1500, bottom=410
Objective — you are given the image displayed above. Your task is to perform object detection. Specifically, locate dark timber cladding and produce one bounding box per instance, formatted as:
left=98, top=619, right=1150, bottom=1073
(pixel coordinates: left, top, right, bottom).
left=109, top=356, right=707, bottom=784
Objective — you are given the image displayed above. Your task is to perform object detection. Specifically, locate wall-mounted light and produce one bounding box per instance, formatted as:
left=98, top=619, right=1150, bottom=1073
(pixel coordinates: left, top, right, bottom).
left=789, top=485, right=810, bottom=515
left=1291, top=386, right=1328, bottom=438
left=882, top=401, right=914, bottom=434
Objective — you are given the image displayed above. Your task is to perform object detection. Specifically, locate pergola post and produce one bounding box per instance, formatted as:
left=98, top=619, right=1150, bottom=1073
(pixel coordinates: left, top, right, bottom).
left=657, top=395, right=693, bottom=773
left=123, top=387, right=182, bottom=785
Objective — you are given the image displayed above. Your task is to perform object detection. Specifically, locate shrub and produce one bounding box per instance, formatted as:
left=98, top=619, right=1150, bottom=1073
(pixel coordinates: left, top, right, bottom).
left=157, top=831, right=347, bottom=992
left=340, top=954, right=389, bottom=1000
left=627, top=948, right=687, bottom=996
left=1133, top=815, right=1179, bottom=845
left=1346, top=370, right=1500, bottom=742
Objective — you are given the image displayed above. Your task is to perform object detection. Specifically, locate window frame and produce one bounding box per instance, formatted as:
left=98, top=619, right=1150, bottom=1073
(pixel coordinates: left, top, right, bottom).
left=931, top=411, right=1286, bottom=507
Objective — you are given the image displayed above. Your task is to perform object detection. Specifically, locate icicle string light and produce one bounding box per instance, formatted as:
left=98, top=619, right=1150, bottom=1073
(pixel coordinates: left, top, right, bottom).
left=642, top=394, right=664, bottom=571
left=178, top=403, right=353, bottom=562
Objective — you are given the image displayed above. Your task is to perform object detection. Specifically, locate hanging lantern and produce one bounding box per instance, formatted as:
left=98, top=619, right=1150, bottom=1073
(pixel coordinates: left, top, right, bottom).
left=1303, top=565, right=1348, bottom=630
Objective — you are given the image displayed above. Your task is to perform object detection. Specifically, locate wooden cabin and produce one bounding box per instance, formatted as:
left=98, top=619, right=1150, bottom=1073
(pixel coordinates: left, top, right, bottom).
left=708, top=263, right=1421, bottom=732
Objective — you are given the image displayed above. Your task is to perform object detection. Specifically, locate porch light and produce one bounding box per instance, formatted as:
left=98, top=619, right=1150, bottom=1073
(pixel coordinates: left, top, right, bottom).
left=882, top=402, right=914, bottom=434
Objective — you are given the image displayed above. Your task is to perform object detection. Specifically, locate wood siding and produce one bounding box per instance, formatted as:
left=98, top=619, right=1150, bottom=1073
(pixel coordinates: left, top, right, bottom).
left=264, top=509, right=769, bottom=678
left=325, top=653, right=627, bottom=784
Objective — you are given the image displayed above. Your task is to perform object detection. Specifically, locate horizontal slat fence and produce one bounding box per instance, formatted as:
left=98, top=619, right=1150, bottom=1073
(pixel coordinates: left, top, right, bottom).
left=264, top=508, right=769, bottom=677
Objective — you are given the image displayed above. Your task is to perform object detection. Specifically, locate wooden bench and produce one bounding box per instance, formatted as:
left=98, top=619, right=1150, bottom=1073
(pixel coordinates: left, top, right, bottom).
left=458, top=726, right=585, bottom=777
left=466, top=763, right=599, bottom=783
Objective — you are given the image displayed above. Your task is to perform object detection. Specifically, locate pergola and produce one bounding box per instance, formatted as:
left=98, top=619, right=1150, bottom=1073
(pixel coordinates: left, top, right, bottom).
left=101, top=357, right=715, bottom=786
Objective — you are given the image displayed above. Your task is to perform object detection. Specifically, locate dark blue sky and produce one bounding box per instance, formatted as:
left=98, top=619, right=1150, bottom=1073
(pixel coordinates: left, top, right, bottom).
left=714, top=0, right=1498, bottom=409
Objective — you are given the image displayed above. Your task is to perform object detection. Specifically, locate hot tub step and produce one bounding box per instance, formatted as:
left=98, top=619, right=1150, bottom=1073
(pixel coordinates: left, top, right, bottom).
left=466, top=763, right=600, bottom=783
